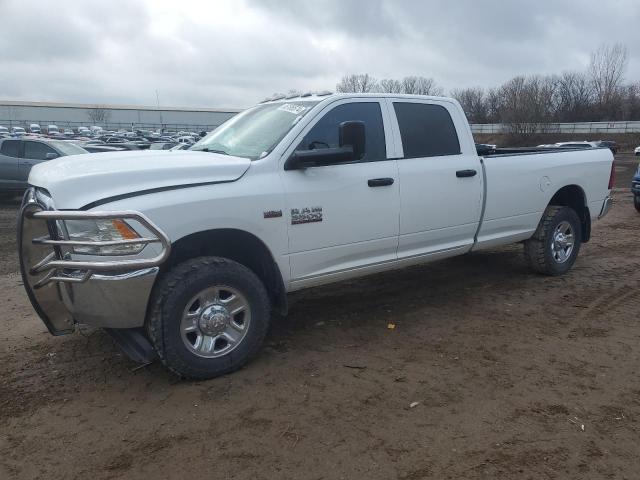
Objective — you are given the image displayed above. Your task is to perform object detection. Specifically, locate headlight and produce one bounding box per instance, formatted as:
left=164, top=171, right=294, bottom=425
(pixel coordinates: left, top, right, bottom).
left=60, top=219, right=147, bottom=256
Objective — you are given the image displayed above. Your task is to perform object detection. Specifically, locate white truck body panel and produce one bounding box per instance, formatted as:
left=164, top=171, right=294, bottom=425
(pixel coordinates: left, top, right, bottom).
left=26, top=93, right=614, bottom=296
left=29, top=150, right=250, bottom=209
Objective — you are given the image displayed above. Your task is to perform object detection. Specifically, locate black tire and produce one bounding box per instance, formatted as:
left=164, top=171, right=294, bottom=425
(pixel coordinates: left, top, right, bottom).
left=524, top=206, right=582, bottom=276
left=147, top=256, right=270, bottom=379
left=634, top=195, right=640, bottom=213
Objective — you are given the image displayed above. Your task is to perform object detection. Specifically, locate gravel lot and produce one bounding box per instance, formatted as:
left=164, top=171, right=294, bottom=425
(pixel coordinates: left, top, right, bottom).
left=1, top=154, right=639, bottom=479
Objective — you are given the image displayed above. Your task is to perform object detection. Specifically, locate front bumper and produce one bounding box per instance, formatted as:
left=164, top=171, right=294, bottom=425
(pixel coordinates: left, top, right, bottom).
left=631, top=178, right=640, bottom=195
left=18, top=188, right=171, bottom=334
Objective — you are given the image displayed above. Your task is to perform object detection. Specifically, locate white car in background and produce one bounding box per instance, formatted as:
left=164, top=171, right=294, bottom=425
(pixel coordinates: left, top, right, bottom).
left=177, top=135, right=195, bottom=145
left=11, top=126, right=26, bottom=137
left=47, top=124, right=60, bottom=134
left=29, top=124, right=42, bottom=134
left=634, top=145, right=639, bottom=156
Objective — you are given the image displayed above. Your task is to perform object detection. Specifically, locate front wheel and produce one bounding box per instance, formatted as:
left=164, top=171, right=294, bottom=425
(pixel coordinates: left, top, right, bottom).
left=524, top=206, right=582, bottom=276
left=635, top=195, right=640, bottom=213
left=147, top=257, right=271, bottom=379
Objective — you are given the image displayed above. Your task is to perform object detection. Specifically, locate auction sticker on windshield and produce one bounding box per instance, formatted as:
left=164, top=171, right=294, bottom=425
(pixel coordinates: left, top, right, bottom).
left=277, top=103, right=308, bottom=115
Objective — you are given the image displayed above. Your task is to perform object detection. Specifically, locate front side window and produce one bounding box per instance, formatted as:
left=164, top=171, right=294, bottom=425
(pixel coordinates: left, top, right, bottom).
left=394, top=102, right=460, bottom=158
left=192, top=101, right=319, bottom=160
left=296, top=102, right=386, bottom=162
left=0, top=140, right=21, bottom=158
left=24, top=141, right=56, bottom=160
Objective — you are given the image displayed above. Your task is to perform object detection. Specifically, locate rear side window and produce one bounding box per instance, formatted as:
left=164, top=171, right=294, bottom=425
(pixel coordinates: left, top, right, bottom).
left=296, top=102, right=386, bottom=162
left=393, top=102, right=460, bottom=158
left=24, top=141, right=56, bottom=160
left=0, top=140, right=20, bottom=158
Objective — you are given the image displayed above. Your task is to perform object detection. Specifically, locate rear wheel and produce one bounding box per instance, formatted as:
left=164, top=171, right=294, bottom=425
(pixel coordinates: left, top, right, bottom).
left=634, top=195, right=640, bottom=213
left=147, top=256, right=270, bottom=379
left=524, top=206, right=582, bottom=276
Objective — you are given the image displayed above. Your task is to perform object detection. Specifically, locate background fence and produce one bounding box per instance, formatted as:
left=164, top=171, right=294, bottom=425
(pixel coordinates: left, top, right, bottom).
left=471, top=121, right=640, bottom=135
left=0, top=119, right=222, bottom=133
left=3, top=118, right=640, bottom=135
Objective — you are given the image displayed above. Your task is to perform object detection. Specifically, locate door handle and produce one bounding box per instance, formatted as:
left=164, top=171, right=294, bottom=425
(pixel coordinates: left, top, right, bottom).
left=368, top=178, right=394, bottom=187
left=456, top=169, right=477, bottom=178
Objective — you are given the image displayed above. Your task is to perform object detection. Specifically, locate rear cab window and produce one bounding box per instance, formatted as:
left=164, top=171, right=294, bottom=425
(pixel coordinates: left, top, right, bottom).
left=393, top=102, right=461, bottom=158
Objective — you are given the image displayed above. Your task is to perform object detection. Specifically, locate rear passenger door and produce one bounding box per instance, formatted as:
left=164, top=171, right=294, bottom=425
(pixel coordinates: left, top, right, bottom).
left=0, top=139, right=24, bottom=186
left=389, top=99, right=483, bottom=259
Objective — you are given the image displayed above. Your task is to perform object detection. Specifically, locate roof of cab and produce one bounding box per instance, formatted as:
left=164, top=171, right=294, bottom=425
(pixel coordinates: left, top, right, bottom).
left=259, top=91, right=457, bottom=105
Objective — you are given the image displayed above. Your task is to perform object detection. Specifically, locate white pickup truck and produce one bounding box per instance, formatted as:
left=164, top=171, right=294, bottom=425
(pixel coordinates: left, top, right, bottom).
left=19, top=93, right=614, bottom=379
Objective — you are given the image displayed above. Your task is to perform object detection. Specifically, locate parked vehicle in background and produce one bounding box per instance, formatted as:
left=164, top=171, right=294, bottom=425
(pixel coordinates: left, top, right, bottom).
left=90, top=126, right=103, bottom=134
left=18, top=93, right=614, bottom=379
left=632, top=164, right=640, bottom=212
left=595, top=140, right=618, bottom=154
left=634, top=146, right=639, bottom=156
left=11, top=127, right=26, bottom=137
left=46, top=125, right=60, bottom=134
left=63, top=129, right=75, bottom=136
left=170, top=143, right=190, bottom=150
left=0, top=138, right=86, bottom=193
left=177, top=136, right=195, bottom=145
left=29, top=124, right=42, bottom=134
left=102, top=136, right=127, bottom=144
left=77, top=126, right=91, bottom=136
left=0, top=126, right=8, bottom=135
left=150, top=142, right=178, bottom=150
left=82, top=145, right=129, bottom=154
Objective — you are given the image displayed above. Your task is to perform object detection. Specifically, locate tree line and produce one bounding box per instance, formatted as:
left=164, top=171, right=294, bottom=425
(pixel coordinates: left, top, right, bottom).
left=334, top=44, right=639, bottom=131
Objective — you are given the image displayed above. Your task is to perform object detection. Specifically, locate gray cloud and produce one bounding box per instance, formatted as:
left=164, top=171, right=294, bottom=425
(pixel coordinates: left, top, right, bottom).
left=0, top=0, right=638, bottom=108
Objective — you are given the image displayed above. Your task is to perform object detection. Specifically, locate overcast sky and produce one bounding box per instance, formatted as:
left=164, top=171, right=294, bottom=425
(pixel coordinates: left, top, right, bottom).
left=1, top=0, right=639, bottom=109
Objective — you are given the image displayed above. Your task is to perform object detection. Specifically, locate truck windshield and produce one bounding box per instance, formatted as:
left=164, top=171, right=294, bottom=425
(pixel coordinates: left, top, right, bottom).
left=191, top=101, right=319, bottom=160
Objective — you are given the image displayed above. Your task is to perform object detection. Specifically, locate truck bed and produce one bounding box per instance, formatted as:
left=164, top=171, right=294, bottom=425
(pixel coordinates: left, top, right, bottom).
left=478, top=145, right=609, bottom=157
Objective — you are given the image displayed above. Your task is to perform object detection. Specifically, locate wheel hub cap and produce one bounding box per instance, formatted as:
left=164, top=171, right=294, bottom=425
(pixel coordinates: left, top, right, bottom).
left=198, top=305, right=231, bottom=336
left=180, top=285, right=251, bottom=359
left=551, top=220, right=575, bottom=263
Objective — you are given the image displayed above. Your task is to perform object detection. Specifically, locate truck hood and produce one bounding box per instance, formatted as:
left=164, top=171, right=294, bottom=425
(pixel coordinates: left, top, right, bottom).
left=28, top=150, right=251, bottom=209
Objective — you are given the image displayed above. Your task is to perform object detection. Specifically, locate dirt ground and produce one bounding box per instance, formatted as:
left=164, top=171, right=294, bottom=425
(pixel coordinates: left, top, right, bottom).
left=1, top=155, right=639, bottom=480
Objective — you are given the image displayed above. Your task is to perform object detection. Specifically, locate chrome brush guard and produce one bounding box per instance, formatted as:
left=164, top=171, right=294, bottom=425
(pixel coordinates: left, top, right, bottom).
left=19, top=188, right=171, bottom=334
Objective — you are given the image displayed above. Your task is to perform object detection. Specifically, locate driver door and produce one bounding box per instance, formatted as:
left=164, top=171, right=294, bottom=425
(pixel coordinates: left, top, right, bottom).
left=280, top=99, right=400, bottom=289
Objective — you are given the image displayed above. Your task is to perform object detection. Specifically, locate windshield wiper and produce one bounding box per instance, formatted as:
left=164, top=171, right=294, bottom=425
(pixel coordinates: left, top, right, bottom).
left=196, top=147, right=228, bottom=155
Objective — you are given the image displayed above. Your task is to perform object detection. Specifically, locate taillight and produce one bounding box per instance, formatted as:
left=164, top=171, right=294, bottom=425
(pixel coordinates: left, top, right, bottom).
left=608, top=161, right=616, bottom=190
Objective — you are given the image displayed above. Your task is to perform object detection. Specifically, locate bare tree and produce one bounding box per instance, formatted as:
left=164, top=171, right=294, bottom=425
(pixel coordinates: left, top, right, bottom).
left=87, top=106, right=111, bottom=124
left=377, top=78, right=403, bottom=93
left=497, top=75, right=557, bottom=134
left=589, top=43, right=629, bottom=106
left=450, top=87, right=488, bottom=123
left=336, top=74, right=378, bottom=93
left=553, top=71, right=593, bottom=122
left=400, top=76, right=443, bottom=96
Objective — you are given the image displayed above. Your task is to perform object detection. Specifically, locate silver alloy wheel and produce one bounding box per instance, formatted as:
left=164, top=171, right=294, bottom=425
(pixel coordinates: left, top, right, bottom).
left=550, top=220, right=575, bottom=263
left=180, top=285, right=251, bottom=358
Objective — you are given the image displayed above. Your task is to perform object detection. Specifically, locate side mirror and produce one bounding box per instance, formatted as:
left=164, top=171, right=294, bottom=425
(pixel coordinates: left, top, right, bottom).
left=45, top=152, right=59, bottom=160
left=284, top=147, right=354, bottom=171
left=339, top=121, right=365, bottom=160
left=284, top=120, right=367, bottom=171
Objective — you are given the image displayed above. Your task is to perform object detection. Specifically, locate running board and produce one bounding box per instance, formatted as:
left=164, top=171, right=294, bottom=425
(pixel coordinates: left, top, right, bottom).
left=105, top=328, right=158, bottom=364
